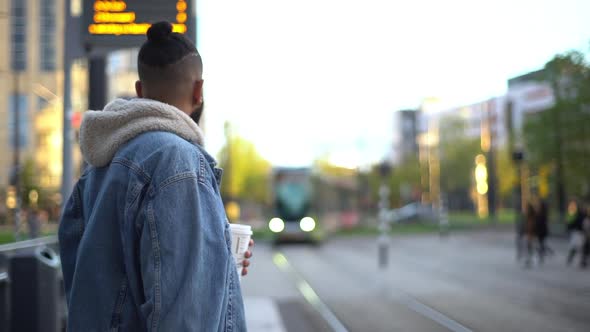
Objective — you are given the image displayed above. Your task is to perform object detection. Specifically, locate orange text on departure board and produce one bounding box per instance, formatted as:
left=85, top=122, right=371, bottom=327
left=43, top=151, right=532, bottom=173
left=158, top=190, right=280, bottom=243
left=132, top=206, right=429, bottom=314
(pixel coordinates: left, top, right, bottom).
left=89, top=0, right=188, bottom=36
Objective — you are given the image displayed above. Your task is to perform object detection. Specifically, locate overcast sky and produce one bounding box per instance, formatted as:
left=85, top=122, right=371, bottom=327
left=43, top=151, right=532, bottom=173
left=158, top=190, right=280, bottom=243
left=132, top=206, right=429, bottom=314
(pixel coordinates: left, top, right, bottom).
left=197, top=0, right=590, bottom=168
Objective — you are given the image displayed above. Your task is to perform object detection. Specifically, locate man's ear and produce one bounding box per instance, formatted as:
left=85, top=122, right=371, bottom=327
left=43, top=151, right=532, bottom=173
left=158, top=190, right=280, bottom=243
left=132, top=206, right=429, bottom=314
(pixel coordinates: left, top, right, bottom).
left=135, top=80, right=143, bottom=98
left=192, top=80, right=204, bottom=106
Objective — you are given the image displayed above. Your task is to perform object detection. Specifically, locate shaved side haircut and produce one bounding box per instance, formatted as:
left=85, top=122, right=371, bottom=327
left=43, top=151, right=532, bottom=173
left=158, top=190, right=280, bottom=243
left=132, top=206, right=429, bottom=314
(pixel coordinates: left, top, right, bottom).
left=138, top=22, right=203, bottom=103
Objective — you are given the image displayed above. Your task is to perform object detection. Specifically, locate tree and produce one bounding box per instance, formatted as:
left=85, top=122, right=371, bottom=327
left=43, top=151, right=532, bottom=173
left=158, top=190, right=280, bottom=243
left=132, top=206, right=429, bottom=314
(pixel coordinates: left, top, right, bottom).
left=390, top=156, right=422, bottom=206
left=364, top=157, right=421, bottom=209
left=18, top=157, right=57, bottom=212
left=20, top=158, right=40, bottom=208
left=439, top=115, right=481, bottom=210
left=312, top=158, right=362, bottom=219
left=217, top=131, right=272, bottom=205
left=523, top=50, right=590, bottom=216
left=496, top=146, right=517, bottom=206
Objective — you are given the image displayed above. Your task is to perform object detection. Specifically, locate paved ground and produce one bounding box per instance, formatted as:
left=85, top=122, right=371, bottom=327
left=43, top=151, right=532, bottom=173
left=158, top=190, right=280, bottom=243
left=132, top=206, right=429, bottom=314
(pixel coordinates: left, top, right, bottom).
left=3, top=230, right=587, bottom=331
left=242, top=229, right=590, bottom=332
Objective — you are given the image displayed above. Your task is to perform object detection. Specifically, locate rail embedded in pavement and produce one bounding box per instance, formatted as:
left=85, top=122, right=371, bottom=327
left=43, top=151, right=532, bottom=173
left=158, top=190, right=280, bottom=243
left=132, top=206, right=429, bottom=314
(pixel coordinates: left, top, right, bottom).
left=273, top=251, right=349, bottom=332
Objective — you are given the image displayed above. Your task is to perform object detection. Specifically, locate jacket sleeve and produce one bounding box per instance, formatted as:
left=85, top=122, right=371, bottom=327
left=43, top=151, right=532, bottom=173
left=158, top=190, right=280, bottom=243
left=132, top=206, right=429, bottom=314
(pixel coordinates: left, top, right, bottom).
left=139, top=174, right=232, bottom=331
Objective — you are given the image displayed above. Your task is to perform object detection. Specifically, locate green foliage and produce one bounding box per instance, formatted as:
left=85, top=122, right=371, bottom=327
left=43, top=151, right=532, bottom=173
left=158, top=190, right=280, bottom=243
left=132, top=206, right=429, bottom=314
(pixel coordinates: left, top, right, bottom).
left=335, top=209, right=517, bottom=237
left=217, top=131, right=272, bottom=204
left=496, top=146, right=517, bottom=203
left=390, top=156, right=422, bottom=204
left=366, top=156, right=421, bottom=208
left=439, top=116, right=481, bottom=197
left=0, top=231, right=15, bottom=245
left=314, top=158, right=358, bottom=177
left=19, top=158, right=46, bottom=209
left=523, top=50, right=590, bottom=198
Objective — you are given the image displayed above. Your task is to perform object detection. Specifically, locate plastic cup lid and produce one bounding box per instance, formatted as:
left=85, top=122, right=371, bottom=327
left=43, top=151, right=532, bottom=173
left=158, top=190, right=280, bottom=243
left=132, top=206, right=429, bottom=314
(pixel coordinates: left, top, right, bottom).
left=230, top=223, right=253, bottom=234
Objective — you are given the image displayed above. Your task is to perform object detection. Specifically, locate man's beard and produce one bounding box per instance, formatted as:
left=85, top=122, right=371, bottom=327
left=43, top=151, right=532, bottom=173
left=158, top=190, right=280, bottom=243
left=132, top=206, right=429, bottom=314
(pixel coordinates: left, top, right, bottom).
left=190, top=101, right=204, bottom=125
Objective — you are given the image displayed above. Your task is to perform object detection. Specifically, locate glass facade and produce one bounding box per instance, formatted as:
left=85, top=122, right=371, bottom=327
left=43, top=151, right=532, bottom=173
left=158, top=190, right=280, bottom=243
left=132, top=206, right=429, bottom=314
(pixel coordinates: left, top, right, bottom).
left=8, top=94, right=29, bottom=149
left=11, top=0, right=27, bottom=71
left=40, top=0, right=57, bottom=71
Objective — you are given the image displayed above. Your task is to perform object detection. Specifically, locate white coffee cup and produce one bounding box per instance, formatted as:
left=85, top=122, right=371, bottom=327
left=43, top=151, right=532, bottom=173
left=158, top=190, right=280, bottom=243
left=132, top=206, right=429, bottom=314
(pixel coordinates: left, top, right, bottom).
left=229, top=223, right=252, bottom=281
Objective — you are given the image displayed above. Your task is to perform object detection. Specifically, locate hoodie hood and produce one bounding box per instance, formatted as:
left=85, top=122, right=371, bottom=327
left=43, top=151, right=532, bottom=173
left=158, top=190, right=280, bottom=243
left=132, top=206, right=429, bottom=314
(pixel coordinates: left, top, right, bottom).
left=79, top=98, right=204, bottom=167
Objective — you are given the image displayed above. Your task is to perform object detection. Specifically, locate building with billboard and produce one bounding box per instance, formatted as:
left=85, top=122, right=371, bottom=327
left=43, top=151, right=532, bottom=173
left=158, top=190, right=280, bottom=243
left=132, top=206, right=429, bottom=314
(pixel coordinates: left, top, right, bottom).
left=505, top=69, right=555, bottom=145
left=414, top=68, right=557, bottom=213
left=418, top=70, right=555, bottom=151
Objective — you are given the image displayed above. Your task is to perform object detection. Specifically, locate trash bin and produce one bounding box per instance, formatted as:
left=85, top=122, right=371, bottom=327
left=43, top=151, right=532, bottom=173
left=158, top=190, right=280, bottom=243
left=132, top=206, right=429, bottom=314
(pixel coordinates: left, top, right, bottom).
left=0, top=271, right=9, bottom=331
left=9, top=246, right=61, bottom=332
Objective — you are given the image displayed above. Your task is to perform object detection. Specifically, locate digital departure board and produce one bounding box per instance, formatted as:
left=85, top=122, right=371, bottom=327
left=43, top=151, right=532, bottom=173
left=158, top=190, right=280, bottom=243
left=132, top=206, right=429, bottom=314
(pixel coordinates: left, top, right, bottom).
left=83, top=0, right=195, bottom=49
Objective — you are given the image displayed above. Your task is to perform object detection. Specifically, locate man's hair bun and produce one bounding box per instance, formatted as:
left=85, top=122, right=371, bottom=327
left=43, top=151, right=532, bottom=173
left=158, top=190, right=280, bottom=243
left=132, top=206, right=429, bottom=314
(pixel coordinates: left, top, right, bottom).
left=139, top=20, right=198, bottom=68
left=147, top=22, right=173, bottom=43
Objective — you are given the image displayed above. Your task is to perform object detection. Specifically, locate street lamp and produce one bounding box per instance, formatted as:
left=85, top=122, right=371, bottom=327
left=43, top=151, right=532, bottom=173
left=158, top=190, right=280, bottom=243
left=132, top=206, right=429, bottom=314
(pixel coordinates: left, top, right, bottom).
left=512, top=149, right=525, bottom=259
left=420, top=97, right=442, bottom=211
left=512, top=150, right=525, bottom=211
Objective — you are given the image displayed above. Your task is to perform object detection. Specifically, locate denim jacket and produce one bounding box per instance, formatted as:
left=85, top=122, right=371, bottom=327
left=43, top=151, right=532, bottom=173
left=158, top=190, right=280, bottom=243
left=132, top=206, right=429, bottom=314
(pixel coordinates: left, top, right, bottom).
left=58, top=98, right=246, bottom=331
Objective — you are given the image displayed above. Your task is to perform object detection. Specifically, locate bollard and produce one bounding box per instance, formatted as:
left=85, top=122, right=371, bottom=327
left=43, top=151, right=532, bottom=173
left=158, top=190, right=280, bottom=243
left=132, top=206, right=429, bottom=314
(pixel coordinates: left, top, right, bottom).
left=378, top=184, right=390, bottom=269
left=9, top=246, right=61, bottom=332
left=378, top=234, right=389, bottom=268
left=438, top=199, right=450, bottom=238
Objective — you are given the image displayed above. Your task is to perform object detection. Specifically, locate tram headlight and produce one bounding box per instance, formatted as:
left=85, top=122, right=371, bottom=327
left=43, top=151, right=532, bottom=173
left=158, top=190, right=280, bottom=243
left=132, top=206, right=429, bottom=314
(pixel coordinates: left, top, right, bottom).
left=300, top=217, right=315, bottom=232
left=269, top=218, right=285, bottom=233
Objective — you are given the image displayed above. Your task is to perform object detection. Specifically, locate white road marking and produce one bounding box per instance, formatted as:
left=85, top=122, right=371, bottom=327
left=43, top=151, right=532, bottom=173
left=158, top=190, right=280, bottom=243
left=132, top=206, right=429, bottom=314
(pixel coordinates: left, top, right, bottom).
left=400, top=294, right=473, bottom=332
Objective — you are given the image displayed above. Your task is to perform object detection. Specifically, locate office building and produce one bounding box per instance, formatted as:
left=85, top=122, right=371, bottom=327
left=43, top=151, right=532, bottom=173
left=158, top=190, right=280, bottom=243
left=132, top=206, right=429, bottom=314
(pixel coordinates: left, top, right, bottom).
left=0, top=0, right=85, bottom=193
left=390, top=109, right=420, bottom=165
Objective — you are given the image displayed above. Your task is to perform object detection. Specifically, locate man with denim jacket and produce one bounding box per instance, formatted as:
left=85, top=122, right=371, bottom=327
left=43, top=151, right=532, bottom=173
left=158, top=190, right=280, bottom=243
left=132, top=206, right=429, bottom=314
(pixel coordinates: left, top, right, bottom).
left=58, top=22, right=250, bottom=331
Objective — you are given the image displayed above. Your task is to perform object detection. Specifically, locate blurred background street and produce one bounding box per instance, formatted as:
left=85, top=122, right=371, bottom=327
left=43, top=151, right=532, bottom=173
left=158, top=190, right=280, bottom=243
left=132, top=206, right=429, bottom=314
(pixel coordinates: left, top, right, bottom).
left=243, top=230, right=590, bottom=332
left=0, top=0, right=589, bottom=331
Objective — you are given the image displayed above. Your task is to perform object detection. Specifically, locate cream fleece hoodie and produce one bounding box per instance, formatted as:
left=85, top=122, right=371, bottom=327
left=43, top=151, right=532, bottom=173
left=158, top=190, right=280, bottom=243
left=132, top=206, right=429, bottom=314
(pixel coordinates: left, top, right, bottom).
left=79, top=98, right=204, bottom=167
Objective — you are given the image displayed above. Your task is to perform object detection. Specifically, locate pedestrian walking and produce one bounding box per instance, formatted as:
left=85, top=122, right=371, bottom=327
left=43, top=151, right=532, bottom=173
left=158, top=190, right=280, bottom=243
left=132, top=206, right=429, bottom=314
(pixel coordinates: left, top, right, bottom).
left=524, top=201, right=537, bottom=267
left=58, top=22, right=252, bottom=331
left=566, top=200, right=586, bottom=268
left=26, top=208, right=40, bottom=239
left=581, top=205, right=590, bottom=268
left=535, top=198, right=550, bottom=263
left=516, top=211, right=525, bottom=262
